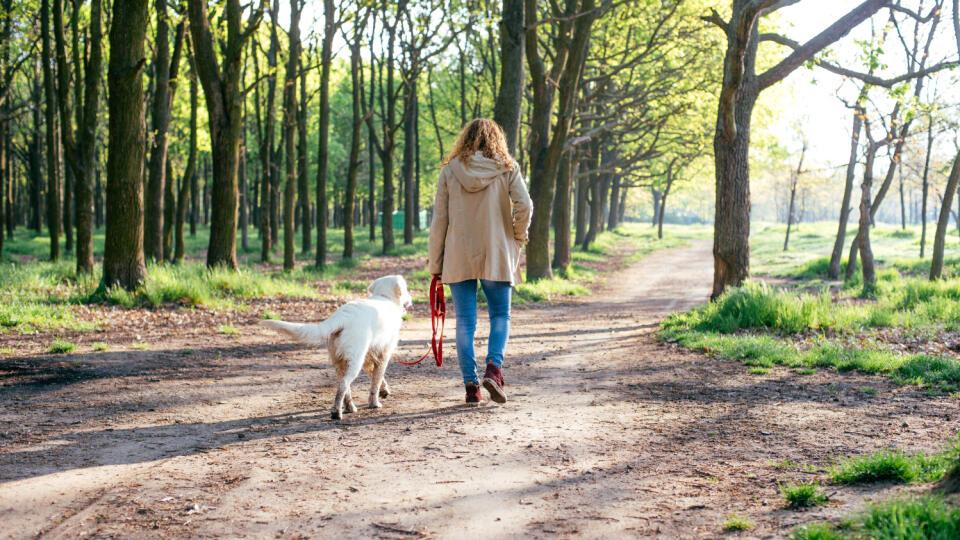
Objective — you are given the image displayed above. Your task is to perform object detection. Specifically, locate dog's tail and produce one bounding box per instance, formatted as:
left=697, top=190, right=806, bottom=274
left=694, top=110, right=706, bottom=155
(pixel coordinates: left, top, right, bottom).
left=260, top=319, right=333, bottom=344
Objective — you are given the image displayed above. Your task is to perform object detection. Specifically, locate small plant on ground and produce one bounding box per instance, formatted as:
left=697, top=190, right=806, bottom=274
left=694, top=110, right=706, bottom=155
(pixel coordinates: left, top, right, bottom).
left=830, top=448, right=949, bottom=485
left=132, top=342, right=149, bottom=350
left=48, top=339, right=77, bottom=353
left=749, top=367, right=770, bottom=375
left=219, top=323, right=239, bottom=335
left=780, top=481, right=828, bottom=509
left=92, top=342, right=109, bottom=351
left=260, top=310, right=280, bottom=320
left=722, top=513, right=753, bottom=532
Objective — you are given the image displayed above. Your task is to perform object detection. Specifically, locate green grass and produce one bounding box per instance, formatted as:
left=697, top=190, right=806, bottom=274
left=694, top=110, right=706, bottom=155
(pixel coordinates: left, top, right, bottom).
left=793, top=496, right=960, bottom=540
left=722, top=513, right=754, bottom=532
left=830, top=446, right=955, bottom=485
left=218, top=323, right=239, bottom=335
left=92, top=342, right=109, bottom=351
left=780, top=481, right=828, bottom=509
left=132, top=342, right=149, bottom=350
left=48, top=339, right=76, bottom=354
left=260, top=310, right=280, bottom=320
left=748, top=367, right=770, bottom=375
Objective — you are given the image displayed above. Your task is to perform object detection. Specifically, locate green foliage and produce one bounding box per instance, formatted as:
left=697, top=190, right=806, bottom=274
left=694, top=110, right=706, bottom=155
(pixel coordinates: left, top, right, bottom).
left=92, top=342, right=109, bottom=351
left=830, top=444, right=955, bottom=485
left=218, top=323, right=239, bottom=335
left=795, top=497, right=960, bottom=540
left=722, top=513, right=754, bottom=532
left=780, top=482, right=828, bottom=509
left=48, top=339, right=77, bottom=354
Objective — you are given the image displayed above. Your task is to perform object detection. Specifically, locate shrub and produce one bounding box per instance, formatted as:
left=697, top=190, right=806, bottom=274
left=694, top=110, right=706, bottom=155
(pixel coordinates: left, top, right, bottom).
left=722, top=513, right=753, bottom=532
left=780, top=482, right=828, bottom=509
left=48, top=339, right=76, bottom=354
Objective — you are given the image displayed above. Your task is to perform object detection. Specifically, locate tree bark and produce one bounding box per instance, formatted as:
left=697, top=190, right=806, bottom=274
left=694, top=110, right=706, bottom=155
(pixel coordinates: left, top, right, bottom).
left=607, top=175, right=620, bottom=231
left=930, top=153, right=960, bottom=280
left=828, top=101, right=864, bottom=278
left=175, top=51, right=198, bottom=264
left=103, top=0, right=148, bottom=289
left=402, top=72, right=417, bottom=245
left=492, top=0, right=524, bottom=155
left=315, top=0, right=334, bottom=266
left=41, top=0, right=60, bottom=261
left=858, top=145, right=879, bottom=289
left=552, top=152, right=573, bottom=270
left=281, top=0, right=301, bottom=271
left=343, top=10, right=368, bottom=260
left=920, top=115, right=934, bottom=258
left=144, top=0, right=175, bottom=262
left=574, top=173, right=587, bottom=246
left=187, top=0, right=256, bottom=269
left=297, top=54, right=309, bottom=254
left=783, top=140, right=806, bottom=251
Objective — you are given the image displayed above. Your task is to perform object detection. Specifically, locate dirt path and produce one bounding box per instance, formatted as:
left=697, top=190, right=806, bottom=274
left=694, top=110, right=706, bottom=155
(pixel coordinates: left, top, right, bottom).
left=2, top=241, right=957, bottom=539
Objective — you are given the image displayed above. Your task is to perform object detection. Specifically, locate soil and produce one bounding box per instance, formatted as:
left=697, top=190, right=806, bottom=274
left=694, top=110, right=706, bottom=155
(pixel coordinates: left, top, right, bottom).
left=1, top=240, right=958, bottom=539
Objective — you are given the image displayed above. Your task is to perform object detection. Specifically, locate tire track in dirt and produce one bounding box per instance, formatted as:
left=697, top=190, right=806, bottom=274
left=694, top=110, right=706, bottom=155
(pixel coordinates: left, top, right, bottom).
left=2, top=240, right=958, bottom=538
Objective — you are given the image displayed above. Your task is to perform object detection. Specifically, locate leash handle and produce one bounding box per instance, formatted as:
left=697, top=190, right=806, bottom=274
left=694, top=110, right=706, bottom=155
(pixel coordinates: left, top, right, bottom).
left=397, top=276, right=445, bottom=367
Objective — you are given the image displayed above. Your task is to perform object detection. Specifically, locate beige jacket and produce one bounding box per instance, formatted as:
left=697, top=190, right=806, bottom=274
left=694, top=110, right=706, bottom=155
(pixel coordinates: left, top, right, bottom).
left=428, top=153, right=534, bottom=286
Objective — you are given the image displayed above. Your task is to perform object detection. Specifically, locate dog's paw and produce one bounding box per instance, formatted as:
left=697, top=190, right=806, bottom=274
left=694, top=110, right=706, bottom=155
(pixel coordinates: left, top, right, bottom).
left=345, top=403, right=358, bottom=414
left=379, top=387, right=390, bottom=399
left=368, top=399, right=382, bottom=409
left=330, top=410, right=342, bottom=420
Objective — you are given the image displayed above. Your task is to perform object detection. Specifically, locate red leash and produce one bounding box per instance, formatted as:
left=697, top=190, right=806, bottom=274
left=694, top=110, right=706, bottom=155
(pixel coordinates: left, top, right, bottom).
left=397, top=276, right=445, bottom=367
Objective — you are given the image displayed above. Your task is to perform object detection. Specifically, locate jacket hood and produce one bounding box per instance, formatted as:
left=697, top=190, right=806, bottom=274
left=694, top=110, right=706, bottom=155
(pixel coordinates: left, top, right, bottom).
left=449, top=152, right=510, bottom=193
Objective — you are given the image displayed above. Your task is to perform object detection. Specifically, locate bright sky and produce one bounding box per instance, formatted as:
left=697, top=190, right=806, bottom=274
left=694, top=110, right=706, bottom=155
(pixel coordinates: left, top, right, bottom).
left=766, top=1, right=959, bottom=168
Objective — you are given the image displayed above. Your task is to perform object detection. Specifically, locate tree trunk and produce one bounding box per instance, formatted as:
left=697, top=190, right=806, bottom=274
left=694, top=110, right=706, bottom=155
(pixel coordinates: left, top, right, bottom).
left=144, top=0, right=172, bottom=262
left=828, top=102, right=864, bottom=279
left=187, top=0, right=251, bottom=270
left=315, top=0, right=334, bottom=266
left=492, top=0, right=524, bottom=155
left=281, top=0, right=300, bottom=271
left=583, top=176, right=603, bottom=250
left=175, top=55, right=197, bottom=264
left=711, top=85, right=757, bottom=298
left=103, top=0, right=148, bottom=289
left=163, top=159, right=174, bottom=260
left=651, top=187, right=661, bottom=226
left=343, top=11, right=367, bottom=260
left=552, top=152, right=573, bottom=270
left=524, top=0, right=597, bottom=280
left=920, top=115, right=934, bottom=258
left=258, top=0, right=280, bottom=262
left=574, top=174, right=587, bottom=246
left=858, top=147, right=878, bottom=289
left=607, top=175, right=620, bottom=231
left=402, top=73, right=417, bottom=245
left=297, top=55, right=309, bottom=254
left=367, top=24, right=376, bottom=243
left=930, top=153, right=960, bottom=280
left=784, top=179, right=797, bottom=251
left=41, top=0, right=60, bottom=261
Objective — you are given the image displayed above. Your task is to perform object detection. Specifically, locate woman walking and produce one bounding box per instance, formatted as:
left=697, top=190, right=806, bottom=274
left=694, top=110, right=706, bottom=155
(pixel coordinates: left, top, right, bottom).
left=427, top=119, right=533, bottom=404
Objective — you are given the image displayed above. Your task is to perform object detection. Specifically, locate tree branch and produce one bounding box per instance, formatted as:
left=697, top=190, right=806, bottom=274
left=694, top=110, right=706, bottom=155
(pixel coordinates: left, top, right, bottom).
left=754, top=0, right=889, bottom=91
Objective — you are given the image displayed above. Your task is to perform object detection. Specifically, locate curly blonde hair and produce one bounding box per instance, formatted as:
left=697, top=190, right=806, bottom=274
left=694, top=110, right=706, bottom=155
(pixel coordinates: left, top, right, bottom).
left=442, top=118, right=517, bottom=170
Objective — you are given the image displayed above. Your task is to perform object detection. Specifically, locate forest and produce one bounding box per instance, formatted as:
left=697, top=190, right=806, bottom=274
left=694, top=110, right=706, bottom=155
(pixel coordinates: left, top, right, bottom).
left=2, top=0, right=960, bottom=537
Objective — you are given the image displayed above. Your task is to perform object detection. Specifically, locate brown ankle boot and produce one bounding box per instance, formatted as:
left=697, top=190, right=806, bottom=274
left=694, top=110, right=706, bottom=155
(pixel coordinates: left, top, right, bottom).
left=482, top=363, right=506, bottom=404
left=465, top=382, right=482, bottom=404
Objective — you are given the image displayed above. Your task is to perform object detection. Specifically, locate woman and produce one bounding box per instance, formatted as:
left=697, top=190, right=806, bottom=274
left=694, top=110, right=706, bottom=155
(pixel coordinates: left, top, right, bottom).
left=427, top=118, right=533, bottom=404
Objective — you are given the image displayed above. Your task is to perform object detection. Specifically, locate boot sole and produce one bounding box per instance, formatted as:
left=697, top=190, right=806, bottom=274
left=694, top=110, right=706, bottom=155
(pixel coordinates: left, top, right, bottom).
left=482, top=378, right=507, bottom=404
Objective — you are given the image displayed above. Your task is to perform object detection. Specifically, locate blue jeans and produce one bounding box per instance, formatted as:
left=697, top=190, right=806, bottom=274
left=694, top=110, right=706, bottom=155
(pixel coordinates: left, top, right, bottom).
left=448, top=279, right=512, bottom=385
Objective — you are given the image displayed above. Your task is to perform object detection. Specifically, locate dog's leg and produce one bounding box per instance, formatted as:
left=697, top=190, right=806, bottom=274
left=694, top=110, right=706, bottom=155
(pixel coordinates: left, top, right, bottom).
left=343, top=387, right=358, bottom=414
left=332, top=351, right=365, bottom=420
left=369, top=359, right=388, bottom=409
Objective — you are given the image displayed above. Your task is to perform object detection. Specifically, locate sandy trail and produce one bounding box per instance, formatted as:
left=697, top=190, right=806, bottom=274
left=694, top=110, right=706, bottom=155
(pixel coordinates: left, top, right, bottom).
left=2, top=241, right=957, bottom=539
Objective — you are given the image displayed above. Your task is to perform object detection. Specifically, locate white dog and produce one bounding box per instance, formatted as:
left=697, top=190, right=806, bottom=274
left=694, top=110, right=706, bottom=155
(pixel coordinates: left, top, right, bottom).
left=262, top=275, right=413, bottom=420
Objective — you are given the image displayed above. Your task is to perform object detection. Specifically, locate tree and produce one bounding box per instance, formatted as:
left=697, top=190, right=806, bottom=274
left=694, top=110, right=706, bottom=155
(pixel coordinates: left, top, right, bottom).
left=524, top=0, right=601, bottom=280
left=705, top=0, right=904, bottom=299
left=187, top=0, right=262, bottom=269
left=315, top=0, right=336, bottom=267
left=492, top=0, right=523, bottom=156
left=40, top=0, right=59, bottom=261
left=342, top=8, right=370, bottom=260
left=103, top=0, right=149, bottom=289
left=783, top=138, right=807, bottom=251
left=174, top=42, right=198, bottom=265
left=145, top=3, right=186, bottom=262
left=53, top=0, right=102, bottom=274
left=282, top=0, right=302, bottom=271
left=930, top=2, right=960, bottom=280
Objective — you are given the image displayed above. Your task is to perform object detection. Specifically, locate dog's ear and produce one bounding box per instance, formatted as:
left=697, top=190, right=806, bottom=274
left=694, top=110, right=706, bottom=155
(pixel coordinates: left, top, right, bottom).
left=393, top=282, right=403, bottom=300
left=367, top=281, right=375, bottom=294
